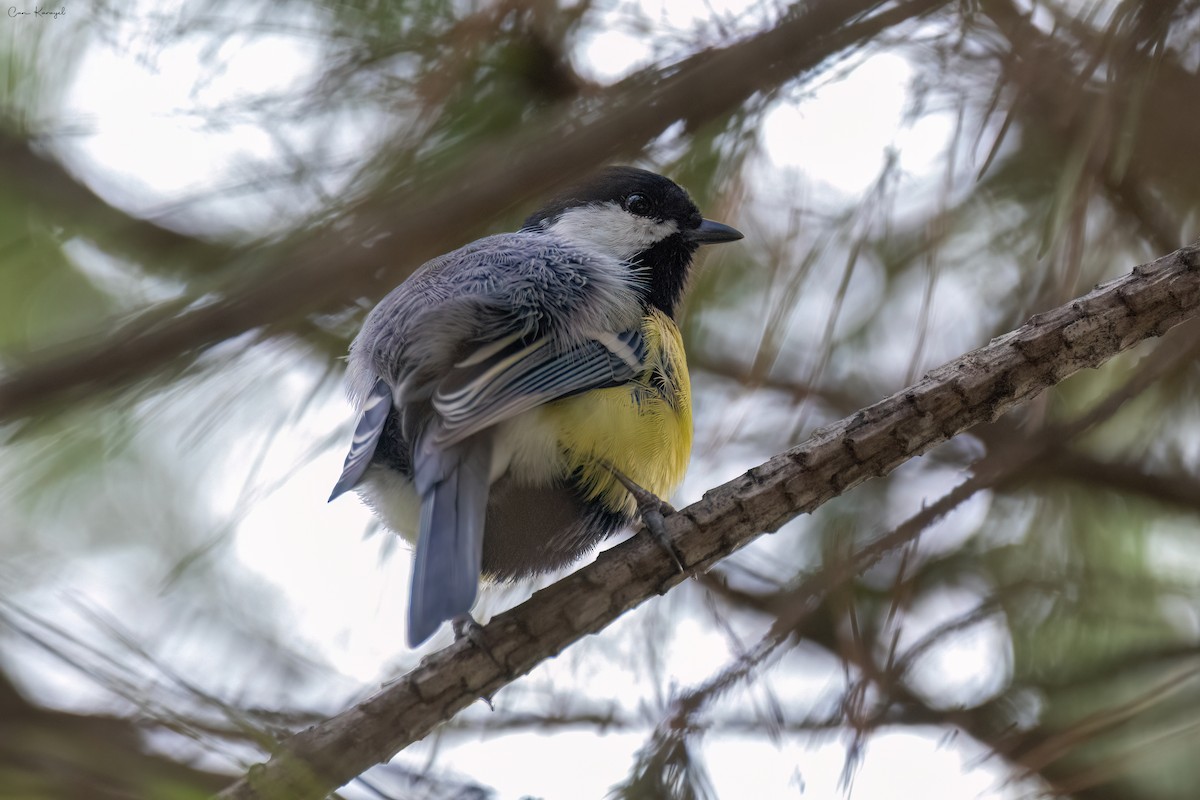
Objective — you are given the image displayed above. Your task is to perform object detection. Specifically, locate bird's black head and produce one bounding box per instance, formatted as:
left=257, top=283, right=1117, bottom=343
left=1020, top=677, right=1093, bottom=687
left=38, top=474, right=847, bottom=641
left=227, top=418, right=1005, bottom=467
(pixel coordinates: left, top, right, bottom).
left=523, top=166, right=742, bottom=317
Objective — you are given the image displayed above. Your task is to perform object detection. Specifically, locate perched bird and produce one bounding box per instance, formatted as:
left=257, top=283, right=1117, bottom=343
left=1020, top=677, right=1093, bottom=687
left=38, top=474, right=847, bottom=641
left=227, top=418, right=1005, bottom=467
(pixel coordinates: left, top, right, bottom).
left=330, top=166, right=743, bottom=646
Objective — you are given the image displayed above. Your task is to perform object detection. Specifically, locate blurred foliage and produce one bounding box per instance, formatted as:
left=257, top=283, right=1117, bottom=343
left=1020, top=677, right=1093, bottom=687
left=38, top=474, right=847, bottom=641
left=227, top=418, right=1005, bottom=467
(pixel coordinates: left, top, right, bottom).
left=3, top=0, right=1200, bottom=798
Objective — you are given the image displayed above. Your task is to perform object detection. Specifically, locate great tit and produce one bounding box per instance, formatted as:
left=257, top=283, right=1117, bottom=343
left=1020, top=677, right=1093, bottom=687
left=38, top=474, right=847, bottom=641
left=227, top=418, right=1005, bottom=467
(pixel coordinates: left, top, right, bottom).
left=330, top=166, right=743, bottom=646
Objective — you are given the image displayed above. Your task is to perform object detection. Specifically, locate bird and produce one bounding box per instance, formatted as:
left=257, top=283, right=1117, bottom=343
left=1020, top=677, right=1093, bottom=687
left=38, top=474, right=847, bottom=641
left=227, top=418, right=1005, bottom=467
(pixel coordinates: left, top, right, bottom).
left=329, top=166, right=743, bottom=646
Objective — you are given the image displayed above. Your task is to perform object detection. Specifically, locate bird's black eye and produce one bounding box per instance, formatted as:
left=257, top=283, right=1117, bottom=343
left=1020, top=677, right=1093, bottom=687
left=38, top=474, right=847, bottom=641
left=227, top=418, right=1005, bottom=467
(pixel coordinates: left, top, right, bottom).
left=623, top=193, right=652, bottom=217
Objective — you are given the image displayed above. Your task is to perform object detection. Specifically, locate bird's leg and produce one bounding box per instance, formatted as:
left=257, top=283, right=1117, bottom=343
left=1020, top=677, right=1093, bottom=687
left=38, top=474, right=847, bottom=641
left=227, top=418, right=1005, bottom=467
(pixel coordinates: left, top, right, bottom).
left=451, top=613, right=504, bottom=680
left=605, top=465, right=686, bottom=574
left=451, top=613, right=485, bottom=644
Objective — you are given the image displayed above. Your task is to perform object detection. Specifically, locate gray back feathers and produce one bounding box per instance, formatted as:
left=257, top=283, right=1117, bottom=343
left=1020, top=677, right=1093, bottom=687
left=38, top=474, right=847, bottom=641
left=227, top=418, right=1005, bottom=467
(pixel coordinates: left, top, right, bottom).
left=347, top=232, right=646, bottom=416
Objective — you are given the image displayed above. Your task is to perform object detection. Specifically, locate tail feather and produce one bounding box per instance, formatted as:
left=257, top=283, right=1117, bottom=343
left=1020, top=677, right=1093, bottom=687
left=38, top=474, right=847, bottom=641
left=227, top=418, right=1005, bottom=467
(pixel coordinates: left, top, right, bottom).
left=407, top=434, right=493, bottom=647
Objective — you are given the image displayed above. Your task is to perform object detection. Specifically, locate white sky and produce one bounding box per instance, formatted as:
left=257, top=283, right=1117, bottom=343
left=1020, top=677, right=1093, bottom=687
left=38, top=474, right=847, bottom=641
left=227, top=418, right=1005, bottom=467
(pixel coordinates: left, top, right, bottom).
left=30, top=3, right=1031, bottom=798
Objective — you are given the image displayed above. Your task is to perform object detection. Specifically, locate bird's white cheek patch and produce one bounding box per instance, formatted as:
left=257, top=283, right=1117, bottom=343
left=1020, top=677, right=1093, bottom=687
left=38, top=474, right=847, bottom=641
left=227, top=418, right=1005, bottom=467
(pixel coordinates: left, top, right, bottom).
left=548, top=205, right=679, bottom=261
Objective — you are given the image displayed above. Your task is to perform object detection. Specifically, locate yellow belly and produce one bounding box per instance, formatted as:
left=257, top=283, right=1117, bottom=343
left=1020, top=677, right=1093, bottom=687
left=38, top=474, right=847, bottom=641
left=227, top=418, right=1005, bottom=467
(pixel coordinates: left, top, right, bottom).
left=540, top=308, right=693, bottom=515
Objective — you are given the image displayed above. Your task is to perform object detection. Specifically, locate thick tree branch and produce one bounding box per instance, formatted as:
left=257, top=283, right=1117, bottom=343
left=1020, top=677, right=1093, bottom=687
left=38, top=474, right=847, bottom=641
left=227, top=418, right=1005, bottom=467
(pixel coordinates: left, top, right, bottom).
left=0, top=0, right=945, bottom=421
left=217, top=242, right=1200, bottom=799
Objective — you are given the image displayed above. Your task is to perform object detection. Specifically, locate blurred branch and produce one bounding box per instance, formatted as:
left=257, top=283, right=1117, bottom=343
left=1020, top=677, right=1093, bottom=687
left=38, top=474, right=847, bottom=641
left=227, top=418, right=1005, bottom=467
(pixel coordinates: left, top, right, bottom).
left=708, top=561, right=1200, bottom=797
left=1048, top=452, right=1200, bottom=515
left=1013, top=664, right=1200, bottom=783
left=0, top=129, right=237, bottom=275
left=691, top=350, right=862, bottom=410
left=0, top=0, right=946, bottom=422
left=356, top=762, right=498, bottom=800
left=982, top=0, right=1195, bottom=252
left=0, top=686, right=230, bottom=799
left=217, top=240, right=1200, bottom=799
left=799, top=605, right=1200, bottom=799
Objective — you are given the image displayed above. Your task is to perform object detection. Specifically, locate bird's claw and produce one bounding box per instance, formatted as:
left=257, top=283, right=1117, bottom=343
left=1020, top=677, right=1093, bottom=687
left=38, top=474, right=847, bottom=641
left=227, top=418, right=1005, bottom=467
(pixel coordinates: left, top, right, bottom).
left=452, top=614, right=505, bottom=680
left=606, top=466, right=686, bottom=574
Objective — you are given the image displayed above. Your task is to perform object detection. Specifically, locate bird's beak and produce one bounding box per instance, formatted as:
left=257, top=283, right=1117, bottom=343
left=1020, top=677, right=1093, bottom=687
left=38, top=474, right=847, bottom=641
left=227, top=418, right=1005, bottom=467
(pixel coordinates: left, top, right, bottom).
left=687, top=218, right=744, bottom=245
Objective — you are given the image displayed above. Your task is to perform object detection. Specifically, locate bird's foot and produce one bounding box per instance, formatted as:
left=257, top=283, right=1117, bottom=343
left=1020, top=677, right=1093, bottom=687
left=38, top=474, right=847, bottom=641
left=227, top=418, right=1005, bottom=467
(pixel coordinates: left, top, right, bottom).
left=451, top=614, right=504, bottom=707
left=453, top=618, right=496, bottom=662
left=606, top=466, right=686, bottom=574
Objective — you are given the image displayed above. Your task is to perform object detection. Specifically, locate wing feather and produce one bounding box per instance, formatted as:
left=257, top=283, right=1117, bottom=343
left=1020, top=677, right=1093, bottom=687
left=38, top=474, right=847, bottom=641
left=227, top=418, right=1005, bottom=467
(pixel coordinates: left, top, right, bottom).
left=430, top=329, right=646, bottom=446
left=328, top=378, right=392, bottom=500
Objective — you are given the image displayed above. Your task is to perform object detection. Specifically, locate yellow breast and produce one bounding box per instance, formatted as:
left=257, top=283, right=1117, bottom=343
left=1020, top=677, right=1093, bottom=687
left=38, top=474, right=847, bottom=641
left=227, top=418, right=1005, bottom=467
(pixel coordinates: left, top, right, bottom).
left=541, top=308, right=693, bottom=515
